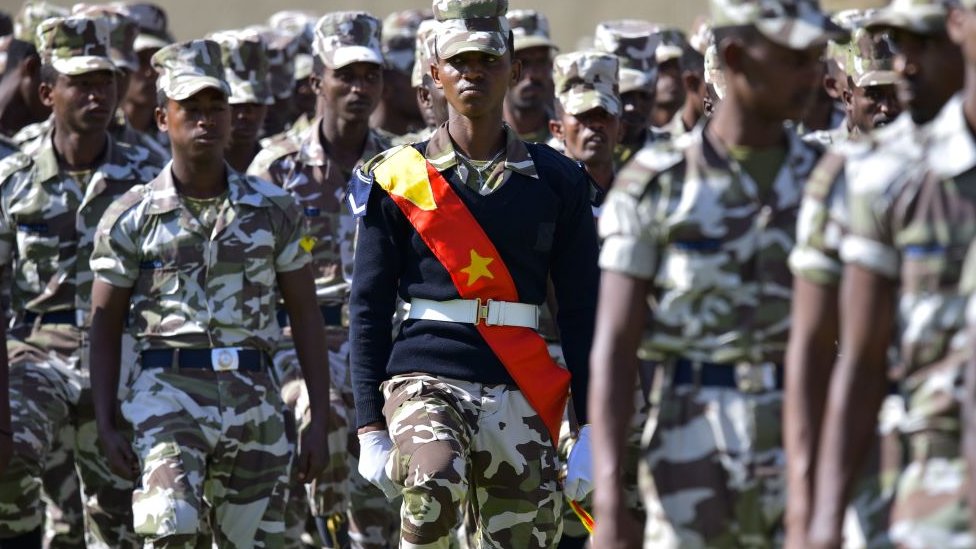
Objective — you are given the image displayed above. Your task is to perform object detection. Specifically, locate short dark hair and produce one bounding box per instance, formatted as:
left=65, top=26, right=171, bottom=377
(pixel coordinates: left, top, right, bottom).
left=39, top=62, right=59, bottom=86
left=711, top=25, right=761, bottom=69
left=156, top=89, right=168, bottom=107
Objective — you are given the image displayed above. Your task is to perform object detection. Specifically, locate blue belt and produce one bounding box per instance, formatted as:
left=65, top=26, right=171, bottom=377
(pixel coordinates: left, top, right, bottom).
left=276, top=304, right=344, bottom=328
left=140, top=348, right=268, bottom=372
left=671, top=359, right=784, bottom=390
left=23, top=310, right=77, bottom=325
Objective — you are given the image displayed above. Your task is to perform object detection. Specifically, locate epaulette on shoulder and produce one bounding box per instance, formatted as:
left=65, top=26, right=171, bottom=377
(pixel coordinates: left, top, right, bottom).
left=613, top=142, right=683, bottom=198
left=99, top=185, right=148, bottom=231
left=0, top=152, right=33, bottom=186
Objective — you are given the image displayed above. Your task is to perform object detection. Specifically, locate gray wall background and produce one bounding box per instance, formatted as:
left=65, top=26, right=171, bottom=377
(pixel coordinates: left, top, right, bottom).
left=1, top=0, right=884, bottom=51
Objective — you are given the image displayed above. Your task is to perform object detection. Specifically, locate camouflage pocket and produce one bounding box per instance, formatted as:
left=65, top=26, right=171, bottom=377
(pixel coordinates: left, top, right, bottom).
left=16, top=228, right=59, bottom=295
left=243, top=257, right=276, bottom=329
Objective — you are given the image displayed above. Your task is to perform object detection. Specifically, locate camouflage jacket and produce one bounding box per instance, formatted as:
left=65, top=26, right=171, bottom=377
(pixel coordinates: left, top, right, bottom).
left=598, top=121, right=822, bottom=364
left=92, top=165, right=310, bottom=354
left=841, top=94, right=976, bottom=434
left=0, top=134, right=19, bottom=161
left=14, top=114, right=170, bottom=166
left=248, top=117, right=390, bottom=303
left=0, top=131, right=162, bottom=329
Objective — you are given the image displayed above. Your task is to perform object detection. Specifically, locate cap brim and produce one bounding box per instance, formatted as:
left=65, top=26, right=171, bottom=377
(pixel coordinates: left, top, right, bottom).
left=854, top=70, right=900, bottom=87
left=110, top=50, right=139, bottom=72
left=439, top=42, right=506, bottom=59
left=514, top=36, right=558, bottom=52
left=134, top=33, right=171, bottom=52
left=560, top=91, right=621, bottom=117
left=619, top=67, right=656, bottom=94
left=864, top=8, right=947, bottom=35
left=329, top=46, right=384, bottom=69
left=756, top=16, right=847, bottom=49
left=656, top=45, right=683, bottom=63
left=166, top=77, right=231, bottom=101
left=294, top=53, right=314, bottom=80
left=51, top=57, right=117, bottom=76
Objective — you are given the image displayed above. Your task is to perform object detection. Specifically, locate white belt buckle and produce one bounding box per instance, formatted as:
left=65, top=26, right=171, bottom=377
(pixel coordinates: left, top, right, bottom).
left=211, top=348, right=240, bottom=372
left=474, top=298, right=493, bottom=326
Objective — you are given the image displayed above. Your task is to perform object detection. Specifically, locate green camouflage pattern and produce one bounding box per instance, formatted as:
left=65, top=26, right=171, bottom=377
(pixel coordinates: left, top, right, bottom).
left=255, top=26, right=300, bottom=99
left=151, top=39, right=230, bottom=102
left=116, top=2, right=173, bottom=52
left=506, top=9, right=557, bottom=52
left=120, top=367, right=290, bottom=546
left=381, top=374, right=562, bottom=548
left=598, top=122, right=821, bottom=364
left=847, top=27, right=899, bottom=88
left=37, top=15, right=116, bottom=76
left=593, top=19, right=659, bottom=94
left=382, top=10, right=430, bottom=74
left=709, top=0, right=846, bottom=49
left=210, top=29, right=274, bottom=105
left=865, top=0, right=955, bottom=35
left=411, top=18, right=440, bottom=88
left=268, top=10, right=317, bottom=52
left=14, top=0, right=68, bottom=48
left=432, top=0, right=509, bottom=60
left=432, top=0, right=508, bottom=20
left=553, top=50, right=621, bottom=117
left=90, top=167, right=310, bottom=355
left=653, top=27, right=688, bottom=64
left=72, top=5, right=139, bottom=71
left=312, top=11, right=384, bottom=70
left=419, top=123, right=539, bottom=195
left=40, top=423, right=86, bottom=549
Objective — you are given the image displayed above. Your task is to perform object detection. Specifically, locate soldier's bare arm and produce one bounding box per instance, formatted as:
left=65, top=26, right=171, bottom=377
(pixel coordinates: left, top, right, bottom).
left=784, top=276, right=839, bottom=547
left=0, top=311, right=9, bottom=476
left=807, top=264, right=894, bottom=548
left=277, top=264, right=329, bottom=483
left=89, top=278, right=138, bottom=480
left=590, top=270, right=648, bottom=549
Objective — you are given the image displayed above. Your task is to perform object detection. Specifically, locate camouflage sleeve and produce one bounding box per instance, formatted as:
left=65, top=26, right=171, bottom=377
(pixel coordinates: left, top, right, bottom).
left=0, top=154, right=33, bottom=267
left=90, top=191, right=145, bottom=289
left=597, top=160, right=660, bottom=280
left=271, top=196, right=311, bottom=274
left=788, top=152, right=846, bottom=286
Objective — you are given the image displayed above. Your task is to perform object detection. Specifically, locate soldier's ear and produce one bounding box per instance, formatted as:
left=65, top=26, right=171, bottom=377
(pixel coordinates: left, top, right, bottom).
left=310, top=74, right=323, bottom=96
left=154, top=105, right=167, bottom=133
left=509, top=57, right=521, bottom=85
left=38, top=81, right=54, bottom=109
left=430, top=60, right=444, bottom=90
left=549, top=119, right=563, bottom=142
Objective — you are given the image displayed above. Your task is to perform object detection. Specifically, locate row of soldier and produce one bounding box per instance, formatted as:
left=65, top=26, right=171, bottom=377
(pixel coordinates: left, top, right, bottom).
left=0, top=0, right=969, bottom=548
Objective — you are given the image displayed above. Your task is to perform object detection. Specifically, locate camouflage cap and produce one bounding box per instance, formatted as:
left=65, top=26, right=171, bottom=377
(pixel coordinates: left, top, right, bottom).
left=313, top=11, right=383, bottom=70
left=688, top=16, right=714, bottom=55
left=433, top=0, right=510, bottom=60
left=382, top=10, right=430, bottom=73
left=14, top=1, right=68, bottom=47
left=411, top=18, right=440, bottom=87
left=37, top=15, right=116, bottom=75
left=653, top=27, right=688, bottom=63
left=251, top=26, right=299, bottom=99
left=294, top=52, right=313, bottom=80
left=507, top=9, right=557, bottom=52
left=113, top=2, right=173, bottom=52
left=865, top=0, right=955, bottom=35
left=152, top=39, right=230, bottom=101
left=553, top=51, right=621, bottom=116
left=72, top=5, right=138, bottom=71
left=709, top=0, right=846, bottom=49
left=593, top=20, right=660, bottom=93
left=269, top=9, right=317, bottom=49
left=209, top=29, right=273, bottom=105
left=847, top=27, right=899, bottom=87
left=704, top=43, right=726, bottom=99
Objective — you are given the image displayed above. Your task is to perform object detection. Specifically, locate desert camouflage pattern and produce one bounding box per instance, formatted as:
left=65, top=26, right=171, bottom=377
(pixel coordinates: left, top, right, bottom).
left=90, top=166, right=310, bottom=355
left=210, top=29, right=274, bottom=105
left=72, top=5, right=139, bottom=71
left=840, top=93, right=975, bottom=547
left=709, top=0, right=846, bottom=49
left=382, top=10, right=430, bottom=74
left=37, top=15, right=116, bottom=76
left=411, top=18, right=440, bottom=87
left=256, top=26, right=301, bottom=99
left=14, top=0, right=68, bottom=47
left=115, top=2, right=173, bottom=51
left=847, top=27, right=899, bottom=88
left=13, top=113, right=170, bottom=167
left=553, top=50, right=621, bottom=117
left=40, top=424, right=86, bottom=549
left=432, top=0, right=509, bottom=60
left=120, top=367, right=290, bottom=547
left=594, top=19, right=660, bottom=94
left=506, top=9, right=557, bottom=52
left=312, top=11, right=384, bottom=70
left=381, top=374, right=562, bottom=549
left=152, top=39, right=231, bottom=102
left=865, top=0, right=956, bottom=35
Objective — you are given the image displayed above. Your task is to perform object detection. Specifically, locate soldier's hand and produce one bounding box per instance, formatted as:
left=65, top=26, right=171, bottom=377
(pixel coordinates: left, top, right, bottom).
left=591, top=505, right=641, bottom=549
left=296, top=420, right=328, bottom=484
left=0, top=427, right=11, bottom=477
left=99, top=427, right=139, bottom=481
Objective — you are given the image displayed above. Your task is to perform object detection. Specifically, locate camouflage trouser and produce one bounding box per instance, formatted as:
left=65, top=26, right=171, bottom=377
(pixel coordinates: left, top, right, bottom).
left=382, top=374, right=562, bottom=549
left=887, top=430, right=973, bottom=549
left=273, top=331, right=400, bottom=549
left=121, top=367, right=290, bottom=548
left=41, top=422, right=85, bottom=549
left=640, top=383, right=785, bottom=548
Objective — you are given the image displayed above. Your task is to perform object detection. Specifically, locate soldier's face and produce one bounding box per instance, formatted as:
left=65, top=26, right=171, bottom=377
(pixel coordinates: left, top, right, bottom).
left=620, top=89, right=654, bottom=141
left=558, top=107, right=620, bottom=165
left=229, top=102, right=268, bottom=146
left=318, top=62, right=383, bottom=124
left=418, top=76, right=449, bottom=127
left=729, top=36, right=823, bottom=122
left=42, top=69, right=117, bottom=135
left=888, top=28, right=964, bottom=124
left=293, top=76, right=317, bottom=119
left=655, top=58, right=685, bottom=109
left=433, top=51, right=518, bottom=119
left=845, top=82, right=901, bottom=132
left=507, top=46, right=553, bottom=110
left=158, top=88, right=231, bottom=161
left=126, top=49, right=159, bottom=108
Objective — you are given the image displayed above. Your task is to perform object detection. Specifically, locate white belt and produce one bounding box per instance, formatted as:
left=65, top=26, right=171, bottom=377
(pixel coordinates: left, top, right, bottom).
left=408, top=298, right=539, bottom=329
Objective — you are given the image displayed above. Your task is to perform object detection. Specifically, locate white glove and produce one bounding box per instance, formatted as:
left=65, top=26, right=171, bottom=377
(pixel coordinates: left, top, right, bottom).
left=564, top=425, right=593, bottom=500
left=357, top=430, right=399, bottom=500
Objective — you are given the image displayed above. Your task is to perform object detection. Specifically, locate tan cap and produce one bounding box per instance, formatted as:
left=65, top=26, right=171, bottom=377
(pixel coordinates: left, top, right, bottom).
left=152, top=39, right=230, bottom=101
left=507, top=9, right=557, bottom=52
left=433, top=0, right=510, bottom=60
left=710, top=0, right=846, bottom=49
left=37, top=15, right=116, bottom=75
left=313, top=11, right=384, bottom=70
left=553, top=50, right=621, bottom=116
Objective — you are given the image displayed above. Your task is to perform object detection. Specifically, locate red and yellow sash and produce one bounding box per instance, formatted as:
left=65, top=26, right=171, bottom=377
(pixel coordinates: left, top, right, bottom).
left=372, top=145, right=570, bottom=445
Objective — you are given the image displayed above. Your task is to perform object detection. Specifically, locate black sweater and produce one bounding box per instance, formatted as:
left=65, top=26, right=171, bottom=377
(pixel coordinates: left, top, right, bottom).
left=349, top=143, right=599, bottom=428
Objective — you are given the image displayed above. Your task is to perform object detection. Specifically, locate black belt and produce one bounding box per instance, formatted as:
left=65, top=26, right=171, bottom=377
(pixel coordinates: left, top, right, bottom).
left=23, top=310, right=77, bottom=325
left=671, top=359, right=784, bottom=391
left=276, top=304, right=344, bottom=328
left=140, top=348, right=268, bottom=372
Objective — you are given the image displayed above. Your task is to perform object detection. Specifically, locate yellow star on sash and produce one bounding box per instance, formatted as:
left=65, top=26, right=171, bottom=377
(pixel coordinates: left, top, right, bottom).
left=460, top=249, right=494, bottom=286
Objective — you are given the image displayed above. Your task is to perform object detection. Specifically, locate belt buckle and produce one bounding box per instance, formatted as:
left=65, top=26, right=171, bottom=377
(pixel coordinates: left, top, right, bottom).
left=474, top=298, right=492, bottom=326
left=735, top=361, right=775, bottom=393
left=211, top=348, right=240, bottom=372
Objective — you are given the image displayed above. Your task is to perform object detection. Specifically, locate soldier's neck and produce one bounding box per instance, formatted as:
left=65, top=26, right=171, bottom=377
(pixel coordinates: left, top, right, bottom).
left=52, top=125, right=108, bottom=170
left=321, top=116, right=369, bottom=172
left=171, top=155, right=227, bottom=199
left=447, top=114, right=506, bottom=161
left=710, top=98, right=785, bottom=149
left=582, top=159, right=614, bottom=192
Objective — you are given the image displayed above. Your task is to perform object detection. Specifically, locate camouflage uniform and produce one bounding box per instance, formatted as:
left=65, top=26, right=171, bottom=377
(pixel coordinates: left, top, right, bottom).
left=505, top=10, right=557, bottom=144
left=837, top=92, right=975, bottom=548
left=0, top=16, right=162, bottom=548
left=250, top=12, right=398, bottom=549
left=393, top=19, right=442, bottom=148
left=89, top=39, right=312, bottom=548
